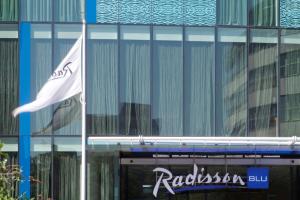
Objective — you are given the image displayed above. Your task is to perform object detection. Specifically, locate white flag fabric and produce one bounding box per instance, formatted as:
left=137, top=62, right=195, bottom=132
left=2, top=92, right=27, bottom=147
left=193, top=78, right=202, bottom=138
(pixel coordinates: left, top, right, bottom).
left=12, top=35, right=82, bottom=117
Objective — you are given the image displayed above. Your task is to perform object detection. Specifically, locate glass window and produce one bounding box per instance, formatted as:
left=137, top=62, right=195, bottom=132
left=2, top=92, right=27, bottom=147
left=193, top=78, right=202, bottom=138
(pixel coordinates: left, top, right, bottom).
left=280, top=30, right=300, bottom=136
left=184, top=27, right=215, bottom=136
left=153, top=26, right=183, bottom=136
left=249, top=29, right=278, bottom=136
left=53, top=24, right=82, bottom=135
left=87, top=152, right=119, bottom=200
left=30, top=24, right=53, bottom=135
left=120, top=26, right=151, bottom=135
left=54, top=0, right=84, bottom=22
left=216, top=28, right=247, bottom=136
left=218, top=0, right=247, bottom=25
left=0, top=0, right=18, bottom=21
left=21, top=0, right=52, bottom=21
left=87, top=25, right=118, bottom=135
left=249, top=0, right=278, bottom=26
left=30, top=137, right=52, bottom=199
left=53, top=137, right=81, bottom=200
left=0, top=24, right=18, bottom=135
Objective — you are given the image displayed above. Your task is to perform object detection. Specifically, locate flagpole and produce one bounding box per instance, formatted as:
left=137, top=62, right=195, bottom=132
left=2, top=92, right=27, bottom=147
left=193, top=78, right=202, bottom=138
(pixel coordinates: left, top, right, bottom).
left=80, top=19, right=87, bottom=200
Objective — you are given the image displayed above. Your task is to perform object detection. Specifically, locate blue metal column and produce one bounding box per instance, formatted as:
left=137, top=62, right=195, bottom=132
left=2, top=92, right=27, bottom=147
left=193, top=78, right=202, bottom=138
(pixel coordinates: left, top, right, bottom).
left=19, top=22, right=31, bottom=198
left=86, top=0, right=96, bottom=23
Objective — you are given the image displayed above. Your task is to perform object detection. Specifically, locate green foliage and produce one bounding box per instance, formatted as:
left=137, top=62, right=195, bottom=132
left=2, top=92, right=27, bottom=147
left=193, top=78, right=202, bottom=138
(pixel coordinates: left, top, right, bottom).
left=0, top=142, right=32, bottom=200
left=0, top=143, right=20, bottom=200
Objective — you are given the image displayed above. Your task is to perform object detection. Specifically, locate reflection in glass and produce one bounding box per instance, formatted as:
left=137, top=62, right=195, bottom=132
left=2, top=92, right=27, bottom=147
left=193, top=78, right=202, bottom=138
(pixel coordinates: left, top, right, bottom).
left=0, top=38, right=18, bottom=135
left=120, top=37, right=151, bottom=135
left=54, top=153, right=80, bottom=200
left=87, top=37, right=118, bottom=135
left=54, top=0, right=83, bottom=22
left=184, top=29, right=214, bottom=136
left=218, top=0, right=247, bottom=25
left=0, top=0, right=18, bottom=21
left=250, top=0, right=277, bottom=26
left=21, top=0, right=52, bottom=21
left=153, top=27, right=183, bottom=136
left=249, top=30, right=277, bottom=136
left=217, top=43, right=247, bottom=136
left=30, top=138, right=51, bottom=199
left=280, top=30, right=300, bottom=136
left=87, top=153, right=119, bottom=200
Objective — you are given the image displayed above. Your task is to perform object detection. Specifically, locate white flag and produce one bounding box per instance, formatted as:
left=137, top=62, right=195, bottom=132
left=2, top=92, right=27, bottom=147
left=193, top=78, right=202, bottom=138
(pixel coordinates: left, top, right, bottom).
left=12, top=35, right=83, bottom=117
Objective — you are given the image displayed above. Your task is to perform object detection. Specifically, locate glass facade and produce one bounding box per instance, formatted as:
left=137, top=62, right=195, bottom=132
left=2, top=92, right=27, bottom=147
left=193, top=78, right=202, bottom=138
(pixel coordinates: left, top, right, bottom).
left=1, top=0, right=300, bottom=199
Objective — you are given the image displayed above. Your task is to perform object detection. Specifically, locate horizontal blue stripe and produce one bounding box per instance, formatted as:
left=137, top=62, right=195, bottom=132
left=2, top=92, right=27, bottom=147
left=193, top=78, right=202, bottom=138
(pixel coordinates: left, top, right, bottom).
left=173, top=185, right=243, bottom=193
left=130, top=147, right=300, bottom=155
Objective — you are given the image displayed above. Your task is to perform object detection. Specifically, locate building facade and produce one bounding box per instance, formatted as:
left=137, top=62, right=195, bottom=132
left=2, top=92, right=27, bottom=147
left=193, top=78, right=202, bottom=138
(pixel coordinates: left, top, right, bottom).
left=1, top=0, right=300, bottom=199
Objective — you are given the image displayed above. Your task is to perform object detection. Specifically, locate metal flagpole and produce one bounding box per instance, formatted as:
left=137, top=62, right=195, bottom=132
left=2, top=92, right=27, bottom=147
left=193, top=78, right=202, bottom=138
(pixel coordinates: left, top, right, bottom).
left=80, top=19, right=87, bottom=200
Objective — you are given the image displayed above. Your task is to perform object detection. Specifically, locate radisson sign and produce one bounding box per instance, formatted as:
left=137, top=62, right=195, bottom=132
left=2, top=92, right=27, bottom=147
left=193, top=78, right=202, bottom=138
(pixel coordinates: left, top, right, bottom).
left=152, top=164, right=269, bottom=197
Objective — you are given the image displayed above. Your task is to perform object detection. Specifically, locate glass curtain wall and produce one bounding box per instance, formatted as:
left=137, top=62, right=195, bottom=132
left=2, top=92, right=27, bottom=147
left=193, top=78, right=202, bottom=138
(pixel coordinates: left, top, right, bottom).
left=53, top=24, right=81, bottom=135
left=0, top=25, right=18, bottom=135
left=280, top=30, right=300, bottom=136
left=0, top=0, right=18, bottom=21
left=249, top=29, right=278, bottom=136
left=184, top=27, right=215, bottom=136
left=30, top=137, right=52, bottom=199
left=218, top=0, right=247, bottom=25
left=119, top=26, right=151, bottom=135
left=21, top=0, right=52, bottom=21
left=250, top=0, right=278, bottom=26
left=216, top=28, right=247, bottom=136
left=53, top=138, right=81, bottom=200
left=87, top=25, right=118, bottom=135
left=87, top=152, right=119, bottom=200
left=54, top=0, right=84, bottom=22
left=152, top=26, right=183, bottom=136
left=31, top=25, right=53, bottom=135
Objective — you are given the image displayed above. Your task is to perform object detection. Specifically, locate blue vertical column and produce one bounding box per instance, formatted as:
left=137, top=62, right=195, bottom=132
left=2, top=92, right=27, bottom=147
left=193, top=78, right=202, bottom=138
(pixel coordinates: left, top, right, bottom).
left=86, top=0, right=96, bottom=23
left=19, top=22, right=31, bottom=198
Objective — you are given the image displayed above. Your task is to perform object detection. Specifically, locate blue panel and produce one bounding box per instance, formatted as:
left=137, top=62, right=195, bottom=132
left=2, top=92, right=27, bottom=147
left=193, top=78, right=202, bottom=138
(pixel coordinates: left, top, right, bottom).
left=280, top=0, right=300, bottom=28
left=247, top=168, right=269, bottom=189
left=185, top=0, right=216, bottom=25
left=19, top=22, right=31, bottom=198
left=96, top=0, right=118, bottom=23
left=152, top=0, right=183, bottom=25
left=119, top=0, right=151, bottom=24
left=86, top=0, right=97, bottom=23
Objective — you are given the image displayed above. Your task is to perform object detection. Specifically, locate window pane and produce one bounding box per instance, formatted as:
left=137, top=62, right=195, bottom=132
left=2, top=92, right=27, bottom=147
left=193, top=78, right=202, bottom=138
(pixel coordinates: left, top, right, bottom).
left=280, top=30, right=300, bottom=136
left=54, top=0, right=84, bottom=22
left=87, top=25, right=118, bottom=135
left=87, top=152, right=119, bottom=200
left=120, top=26, right=151, bottom=135
left=250, top=0, right=278, bottom=26
left=30, top=137, right=52, bottom=199
left=0, top=0, right=18, bottom=21
left=21, top=0, right=52, bottom=21
left=218, top=0, right=247, bottom=25
left=0, top=24, right=18, bottom=135
left=216, top=28, right=247, bottom=136
left=152, top=26, right=183, bottom=136
left=53, top=137, right=81, bottom=200
left=53, top=24, right=82, bottom=135
left=184, top=27, right=215, bottom=136
left=249, top=29, right=278, bottom=136
left=30, top=24, right=53, bottom=135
